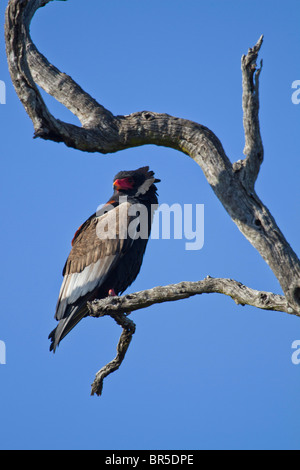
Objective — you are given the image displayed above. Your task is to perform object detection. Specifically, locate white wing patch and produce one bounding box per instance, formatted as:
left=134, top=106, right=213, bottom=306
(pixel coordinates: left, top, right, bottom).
left=55, top=255, right=116, bottom=319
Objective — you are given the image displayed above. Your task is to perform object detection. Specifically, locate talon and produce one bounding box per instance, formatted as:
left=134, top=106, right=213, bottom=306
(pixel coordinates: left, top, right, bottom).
left=108, top=289, right=117, bottom=297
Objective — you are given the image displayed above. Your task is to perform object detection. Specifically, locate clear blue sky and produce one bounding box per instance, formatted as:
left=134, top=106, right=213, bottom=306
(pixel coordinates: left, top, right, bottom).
left=1, top=0, right=300, bottom=450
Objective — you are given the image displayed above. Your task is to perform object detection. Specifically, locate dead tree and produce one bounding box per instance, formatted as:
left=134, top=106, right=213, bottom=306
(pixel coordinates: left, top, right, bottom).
left=5, top=0, right=300, bottom=396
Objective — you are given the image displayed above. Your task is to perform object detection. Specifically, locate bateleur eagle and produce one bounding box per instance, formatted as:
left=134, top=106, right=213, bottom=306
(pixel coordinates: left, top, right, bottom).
left=49, top=166, right=160, bottom=352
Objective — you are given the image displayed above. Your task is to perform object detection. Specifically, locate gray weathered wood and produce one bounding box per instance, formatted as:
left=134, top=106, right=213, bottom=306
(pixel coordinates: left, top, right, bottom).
left=88, top=277, right=293, bottom=318
left=87, top=276, right=295, bottom=395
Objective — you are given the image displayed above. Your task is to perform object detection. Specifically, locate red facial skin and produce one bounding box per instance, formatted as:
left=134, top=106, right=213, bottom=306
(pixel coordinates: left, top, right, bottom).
left=113, top=177, right=134, bottom=191
left=71, top=178, right=134, bottom=246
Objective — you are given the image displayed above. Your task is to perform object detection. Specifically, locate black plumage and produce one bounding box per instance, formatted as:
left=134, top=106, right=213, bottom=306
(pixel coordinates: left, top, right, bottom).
left=49, top=166, right=160, bottom=352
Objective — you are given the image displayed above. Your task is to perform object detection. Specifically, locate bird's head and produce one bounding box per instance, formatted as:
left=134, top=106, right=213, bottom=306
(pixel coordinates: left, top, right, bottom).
left=113, top=166, right=160, bottom=201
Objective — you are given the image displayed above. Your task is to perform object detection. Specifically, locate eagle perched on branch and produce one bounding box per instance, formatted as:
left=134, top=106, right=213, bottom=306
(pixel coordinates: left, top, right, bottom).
left=49, top=166, right=160, bottom=352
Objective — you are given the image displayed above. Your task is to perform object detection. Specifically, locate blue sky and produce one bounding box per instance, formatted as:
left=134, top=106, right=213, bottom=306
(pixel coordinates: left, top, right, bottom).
left=1, top=0, right=300, bottom=450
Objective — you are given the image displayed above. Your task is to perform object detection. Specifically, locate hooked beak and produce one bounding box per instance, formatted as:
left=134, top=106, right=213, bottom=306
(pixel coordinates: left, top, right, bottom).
left=113, top=178, right=134, bottom=191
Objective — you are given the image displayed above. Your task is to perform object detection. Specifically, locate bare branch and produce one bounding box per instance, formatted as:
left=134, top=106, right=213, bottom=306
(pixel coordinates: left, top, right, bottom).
left=90, top=314, right=136, bottom=397
left=5, top=0, right=300, bottom=311
left=5, top=0, right=300, bottom=395
left=5, top=0, right=115, bottom=147
left=236, top=34, right=264, bottom=188
left=88, top=277, right=294, bottom=318
left=87, top=277, right=296, bottom=394
left=26, top=29, right=112, bottom=127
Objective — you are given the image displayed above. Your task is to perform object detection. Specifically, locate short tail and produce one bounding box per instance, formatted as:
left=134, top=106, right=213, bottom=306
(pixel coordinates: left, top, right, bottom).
left=48, top=303, right=89, bottom=353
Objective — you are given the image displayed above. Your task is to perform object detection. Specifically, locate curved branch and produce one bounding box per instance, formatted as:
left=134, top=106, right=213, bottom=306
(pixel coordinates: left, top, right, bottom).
left=87, top=277, right=295, bottom=395
left=90, top=314, right=136, bottom=397
left=4, top=0, right=300, bottom=314
left=87, top=277, right=294, bottom=318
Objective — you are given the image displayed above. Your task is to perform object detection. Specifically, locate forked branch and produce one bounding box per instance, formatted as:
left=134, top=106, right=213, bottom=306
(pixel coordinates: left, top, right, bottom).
left=88, top=276, right=294, bottom=395
left=90, top=314, right=136, bottom=397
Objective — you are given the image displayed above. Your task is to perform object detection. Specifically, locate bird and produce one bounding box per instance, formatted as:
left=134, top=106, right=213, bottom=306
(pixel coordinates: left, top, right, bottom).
left=49, top=166, right=160, bottom=352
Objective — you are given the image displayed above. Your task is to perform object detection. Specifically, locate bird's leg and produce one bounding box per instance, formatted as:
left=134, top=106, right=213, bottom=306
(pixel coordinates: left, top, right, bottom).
left=108, top=288, right=131, bottom=316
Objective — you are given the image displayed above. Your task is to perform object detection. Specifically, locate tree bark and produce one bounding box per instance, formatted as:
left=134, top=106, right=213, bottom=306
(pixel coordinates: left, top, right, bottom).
left=88, top=277, right=293, bottom=318
left=87, top=277, right=295, bottom=395
left=5, top=0, right=300, bottom=395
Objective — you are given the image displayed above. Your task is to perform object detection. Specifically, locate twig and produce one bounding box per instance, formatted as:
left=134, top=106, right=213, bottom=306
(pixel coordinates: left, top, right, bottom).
left=239, top=34, right=264, bottom=188
left=90, top=313, right=136, bottom=396
left=87, top=276, right=296, bottom=395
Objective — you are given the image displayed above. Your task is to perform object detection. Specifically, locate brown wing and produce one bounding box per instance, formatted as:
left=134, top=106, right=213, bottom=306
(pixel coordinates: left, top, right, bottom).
left=55, top=202, right=133, bottom=320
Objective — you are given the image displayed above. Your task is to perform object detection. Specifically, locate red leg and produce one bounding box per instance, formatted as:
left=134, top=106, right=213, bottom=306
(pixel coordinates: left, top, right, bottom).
left=108, top=288, right=131, bottom=316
